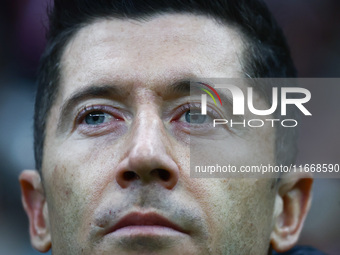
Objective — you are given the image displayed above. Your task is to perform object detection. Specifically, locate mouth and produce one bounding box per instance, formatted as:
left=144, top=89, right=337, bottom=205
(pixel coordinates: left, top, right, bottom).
left=105, top=212, right=188, bottom=237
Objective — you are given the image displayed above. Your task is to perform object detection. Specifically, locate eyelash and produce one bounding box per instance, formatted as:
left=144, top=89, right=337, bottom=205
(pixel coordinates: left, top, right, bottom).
left=171, top=102, right=221, bottom=122
left=75, top=105, right=123, bottom=126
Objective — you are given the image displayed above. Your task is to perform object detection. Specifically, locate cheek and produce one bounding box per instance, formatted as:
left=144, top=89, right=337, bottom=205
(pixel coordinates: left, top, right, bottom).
left=191, top=123, right=276, bottom=178
left=194, top=179, right=276, bottom=253
left=43, top=163, right=84, bottom=252
left=43, top=139, right=116, bottom=246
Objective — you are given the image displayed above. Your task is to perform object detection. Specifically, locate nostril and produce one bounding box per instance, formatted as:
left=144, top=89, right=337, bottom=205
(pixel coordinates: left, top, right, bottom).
left=122, top=171, right=139, bottom=181
left=151, top=169, right=171, bottom=182
left=158, top=169, right=171, bottom=181
left=116, top=167, right=177, bottom=189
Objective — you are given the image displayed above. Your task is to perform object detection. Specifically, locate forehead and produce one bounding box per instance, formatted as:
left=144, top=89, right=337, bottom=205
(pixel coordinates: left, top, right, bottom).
left=59, top=14, right=245, bottom=97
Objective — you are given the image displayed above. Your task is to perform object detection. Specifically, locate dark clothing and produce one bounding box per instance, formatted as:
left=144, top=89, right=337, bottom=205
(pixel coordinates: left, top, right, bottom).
left=273, top=246, right=327, bottom=255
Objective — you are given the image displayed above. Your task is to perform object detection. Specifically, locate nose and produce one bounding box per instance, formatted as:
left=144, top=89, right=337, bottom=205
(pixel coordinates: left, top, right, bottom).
left=115, top=108, right=179, bottom=190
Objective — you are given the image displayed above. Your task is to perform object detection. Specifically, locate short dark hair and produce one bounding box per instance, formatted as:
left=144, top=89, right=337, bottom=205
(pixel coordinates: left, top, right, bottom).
left=34, top=0, right=297, bottom=172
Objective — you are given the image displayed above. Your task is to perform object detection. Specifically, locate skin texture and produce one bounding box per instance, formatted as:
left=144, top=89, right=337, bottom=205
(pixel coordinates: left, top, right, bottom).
left=19, top=14, right=313, bottom=255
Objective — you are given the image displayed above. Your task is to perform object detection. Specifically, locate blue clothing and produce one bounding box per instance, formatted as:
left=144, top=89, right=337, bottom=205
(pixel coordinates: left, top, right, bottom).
left=273, top=246, right=327, bottom=255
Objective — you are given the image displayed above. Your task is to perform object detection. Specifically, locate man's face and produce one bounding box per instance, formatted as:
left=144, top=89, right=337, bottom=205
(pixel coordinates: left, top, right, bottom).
left=41, top=14, right=278, bottom=254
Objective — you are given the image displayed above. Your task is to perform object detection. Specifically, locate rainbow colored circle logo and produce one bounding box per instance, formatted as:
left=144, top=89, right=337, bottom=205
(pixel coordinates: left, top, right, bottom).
left=197, top=82, right=222, bottom=115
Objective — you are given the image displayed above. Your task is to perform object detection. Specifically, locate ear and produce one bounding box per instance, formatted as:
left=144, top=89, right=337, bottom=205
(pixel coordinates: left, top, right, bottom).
left=270, top=171, right=313, bottom=252
left=19, top=170, right=51, bottom=252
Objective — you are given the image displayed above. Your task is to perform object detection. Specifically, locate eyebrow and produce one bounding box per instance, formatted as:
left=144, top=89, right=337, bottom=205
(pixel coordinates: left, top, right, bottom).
left=60, top=80, right=231, bottom=106
left=166, top=79, right=234, bottom=106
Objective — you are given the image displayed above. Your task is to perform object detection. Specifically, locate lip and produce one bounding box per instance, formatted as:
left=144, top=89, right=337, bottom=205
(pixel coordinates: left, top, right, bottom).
left=105, top=212, right=188, bottom=236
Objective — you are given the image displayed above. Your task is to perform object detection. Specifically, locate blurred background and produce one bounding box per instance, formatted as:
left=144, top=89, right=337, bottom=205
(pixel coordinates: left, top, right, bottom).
left=0, top=0, right=339, bottom=254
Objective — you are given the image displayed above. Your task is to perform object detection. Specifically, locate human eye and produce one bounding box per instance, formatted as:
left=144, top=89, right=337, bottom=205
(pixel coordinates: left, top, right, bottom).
left=170, top=103, right=225, bottom=135
left=74, top=105, right=126, bottom=136
left=179, top=108, right=210, bottom=125
left=83, top=111, right=113, bottom=125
